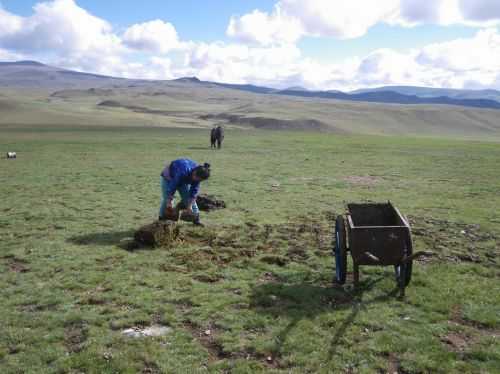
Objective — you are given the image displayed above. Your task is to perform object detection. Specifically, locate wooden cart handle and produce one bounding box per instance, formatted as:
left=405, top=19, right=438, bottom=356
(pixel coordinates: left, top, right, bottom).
left=364, top=251, right=381, bottom=263
left=400, top=251, right=434, bottom=264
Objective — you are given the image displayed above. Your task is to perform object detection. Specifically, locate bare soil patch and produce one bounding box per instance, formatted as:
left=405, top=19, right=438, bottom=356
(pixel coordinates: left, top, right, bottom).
left=183, top=321, right=229, bottom=362
left=64, top=322, right=88, bottom=353
left=441, top=332, right=469, bottom=352
left=410, top=216, right=499, bottom=266
left=183, top=320, right=282, bottom=368
left=200, top=113, right=331, bottom=131
left=2, top=255, right=30, bottom=273
left=97, top=100, right=187, bottom=117
left=343, top=175, right=380, bottom=187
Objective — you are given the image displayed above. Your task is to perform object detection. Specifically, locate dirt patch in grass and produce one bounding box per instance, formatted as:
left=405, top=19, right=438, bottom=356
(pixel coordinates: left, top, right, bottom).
left=19, top=302, right=58, bottom=312
left=260, top=255, right=289, bottom=267
left=258, top=271, right=281, bottom=284
left=183, top=320, right=282, bottom=368
left=142, top=360, right=162, bottom=374
left=384, top=352, right=407, bottom=374
left=343, top=175, right=380, bottom=187
left=183, top=321, right=229, bottom=362
left=176, top=216, right=332, bottom=267
left=97, top=100, right=187, bottom=117
left=450, top=305, right=499, bottom=333
left=199, top=113, right=332, bottom=131
left=52, top=88, right=115, bottom=98
left=441, top=332, right=469, bottom=352
left=287, top=244, right=310, bottom=261
left=64, top=322, right=88, bottom=353
left=2, top=255, right=30, bottom=273
left=441, top=305, right=500, bottom=358
left=410, top=216, right=499, bottom=266
left=193, top=272, right=224, bottom=283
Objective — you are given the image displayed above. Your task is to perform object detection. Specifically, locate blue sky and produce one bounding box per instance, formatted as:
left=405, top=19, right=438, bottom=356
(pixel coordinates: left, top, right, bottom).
left=0, top=0, right=499, bottom=90
left=1, top=0, right=275, bottom=42
left=1, top=0, right=477, bottom=61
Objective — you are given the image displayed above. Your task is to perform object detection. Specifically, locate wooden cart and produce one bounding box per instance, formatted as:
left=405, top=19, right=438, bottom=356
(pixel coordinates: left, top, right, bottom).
left=334, top=202, right=426, bottom=296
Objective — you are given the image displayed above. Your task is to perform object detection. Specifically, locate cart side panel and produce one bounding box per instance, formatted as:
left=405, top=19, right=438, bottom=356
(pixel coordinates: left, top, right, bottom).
left=349, top=226, right=410, bottom=265
left=348, top=203, right=404, bottom=227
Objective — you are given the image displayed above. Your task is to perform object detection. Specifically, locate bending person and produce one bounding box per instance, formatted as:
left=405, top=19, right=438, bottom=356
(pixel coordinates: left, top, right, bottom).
left=159, top=159, right=211, bottom=225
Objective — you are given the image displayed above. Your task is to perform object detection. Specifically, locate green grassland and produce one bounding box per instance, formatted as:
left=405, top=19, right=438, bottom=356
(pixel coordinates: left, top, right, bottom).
left=1, top=124, right=499, bottom=373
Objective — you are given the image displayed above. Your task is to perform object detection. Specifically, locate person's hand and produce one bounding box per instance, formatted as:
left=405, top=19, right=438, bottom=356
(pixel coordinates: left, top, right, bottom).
left=167, top=200, right=173, bottom=209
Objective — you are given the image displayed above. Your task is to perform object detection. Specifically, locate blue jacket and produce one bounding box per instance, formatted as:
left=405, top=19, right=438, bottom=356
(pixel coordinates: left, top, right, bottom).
left=161, top=159, right=200, bottom=199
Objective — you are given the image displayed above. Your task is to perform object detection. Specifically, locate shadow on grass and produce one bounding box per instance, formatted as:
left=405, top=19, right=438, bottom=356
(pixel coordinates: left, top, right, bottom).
left=67, top=230, right=135, bottom=247
left=327, top=286, right=400, bottom=359
left=250, top=274, right=398, bottom=360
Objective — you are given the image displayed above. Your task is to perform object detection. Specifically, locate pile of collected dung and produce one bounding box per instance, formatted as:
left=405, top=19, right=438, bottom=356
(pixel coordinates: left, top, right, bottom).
left=180, top=211, right=197, bottom=222
left=197, top=194, right=226, bottom=211
left=134, top=221, right=180, bottom=247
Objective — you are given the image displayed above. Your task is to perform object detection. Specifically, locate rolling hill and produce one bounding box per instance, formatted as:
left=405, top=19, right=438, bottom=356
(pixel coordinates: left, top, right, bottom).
left=1, top=61, right=500, bottom=109
left=0, top=60, right=130, bottom=89
left=1, top=60, right=500, bottom=140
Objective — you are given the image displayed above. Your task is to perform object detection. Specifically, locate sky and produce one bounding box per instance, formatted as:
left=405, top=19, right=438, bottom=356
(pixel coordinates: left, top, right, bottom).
left=0, top=0, right=500, bottom=91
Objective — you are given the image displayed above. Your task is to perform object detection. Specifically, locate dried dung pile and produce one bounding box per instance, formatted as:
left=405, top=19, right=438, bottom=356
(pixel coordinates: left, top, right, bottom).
left=134, top=221, right=180, bottom=247
left=197, top=194, right=226, bottom=211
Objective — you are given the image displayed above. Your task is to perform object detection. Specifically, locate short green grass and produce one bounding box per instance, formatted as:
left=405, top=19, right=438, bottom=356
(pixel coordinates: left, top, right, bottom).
left=1, top=126, right=499, bottom=373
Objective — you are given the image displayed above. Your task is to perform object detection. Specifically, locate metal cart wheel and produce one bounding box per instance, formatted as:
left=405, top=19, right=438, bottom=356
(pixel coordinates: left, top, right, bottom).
left=394, top=230, right=413, bottom=288
left=334, top=215, right=348, bottom=284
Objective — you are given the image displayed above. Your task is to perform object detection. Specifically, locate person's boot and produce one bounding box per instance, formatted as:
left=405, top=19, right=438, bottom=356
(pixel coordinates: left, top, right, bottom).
left=193, top=214, right=204, bottom=226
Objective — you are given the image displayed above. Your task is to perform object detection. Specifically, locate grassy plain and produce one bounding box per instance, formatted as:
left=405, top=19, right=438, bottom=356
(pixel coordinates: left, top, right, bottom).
left=1, top=125, right=499, bottom=373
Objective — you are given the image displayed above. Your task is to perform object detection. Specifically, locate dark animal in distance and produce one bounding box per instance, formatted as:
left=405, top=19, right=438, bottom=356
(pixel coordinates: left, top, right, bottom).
left=210, top=126, right=224, bottom=149
left=6, top=152, right=17, bottom=159
left=210, top=128, right=217, bottom=149
left=214, top=126, right=224, bottom=149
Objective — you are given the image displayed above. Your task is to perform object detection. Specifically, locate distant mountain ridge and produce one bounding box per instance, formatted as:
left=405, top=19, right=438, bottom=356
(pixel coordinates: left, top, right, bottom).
left=274, top=89, right=500, bottom=110
left=208, top=82, right=500, bottom=110
left=1, top=60, right=500, bottom=110
left=350, top=85, right=500, bottom=103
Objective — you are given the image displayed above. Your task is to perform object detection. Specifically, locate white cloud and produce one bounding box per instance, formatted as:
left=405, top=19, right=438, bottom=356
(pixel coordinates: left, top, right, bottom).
left=279, top=0, right=400, bottom=39
left=334, top=27, right=500, bottom=90
left=182, top=41, right=302, bottom=85
left=0, top=1, right=185, bottom=80
left=227, top=8, right=303, bottom=45
left=227, top=0, right=500, bottom=45
left=226, top=0, right=401, bottom=44
left=459, top=0, right=500, bottom=22
left=417, top=28, right=500, bottom=72
left=182, top=27, right=500, bottom=91
left=0, top=0, right=179, bottom=79
left=0, top=8, right=23, bottom=36
left=0, top=47, right=23, bottom=61
left=0, top=0, right=121, bottom=55
left=123, top=20, right=182, bottom=54
left=398, top=0, right=443, bottom=24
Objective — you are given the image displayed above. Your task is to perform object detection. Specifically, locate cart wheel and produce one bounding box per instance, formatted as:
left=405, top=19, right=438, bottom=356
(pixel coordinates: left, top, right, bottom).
left=334, top=215, right=348, bottom=284
left=395, top=231, right=413, bottom=287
